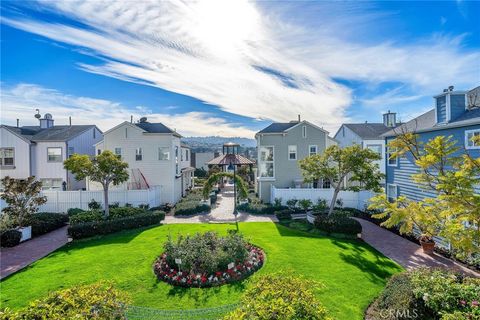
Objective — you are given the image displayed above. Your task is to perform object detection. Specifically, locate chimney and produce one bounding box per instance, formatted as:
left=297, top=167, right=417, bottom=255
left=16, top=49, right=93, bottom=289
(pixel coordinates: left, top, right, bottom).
left=39, top=113, right=54, bottom=129
left=16, top=119, right=19, bottom=128
left=383, top=110, right=397, bottom=128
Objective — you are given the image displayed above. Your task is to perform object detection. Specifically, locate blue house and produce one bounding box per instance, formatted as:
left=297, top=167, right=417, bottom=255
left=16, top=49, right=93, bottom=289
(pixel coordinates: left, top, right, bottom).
left=382, top=86, right=480, bottom=202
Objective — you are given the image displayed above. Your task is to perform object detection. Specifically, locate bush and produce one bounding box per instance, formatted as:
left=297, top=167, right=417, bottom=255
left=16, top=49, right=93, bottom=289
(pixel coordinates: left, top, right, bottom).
left=223, top=273, right=331, bottom=320
left=314, top=215, right=362, bottom=235
left=298, top=199, right=313, bottom=212
left=67, top=208, right=85, bottom=216
left=30, top=212, right=68, bottom=237
left=0, top=281, right=129, bottom=319
left=109, top=202, right=120, bottom=209
left=274, top=208, right=292, bottom=220
left=0, top=229, right=22, bottom=247
left=237, top=202, right=286, bottom=215
left=175, top=201, right=210, bottom=216
left=69, top=210, right=103, bottom=224
left=109, top=207, right=145, bottom=219
left=68, top=211, right=165, bottom=239
left=88, top=199, right=102, bottom=210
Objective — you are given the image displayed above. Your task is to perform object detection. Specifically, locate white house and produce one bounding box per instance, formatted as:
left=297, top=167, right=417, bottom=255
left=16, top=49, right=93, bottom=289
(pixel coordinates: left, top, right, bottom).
left=0, top=113, right=102, bottom=190
left=333, top=111, right=399, bottom=181
left=255, top=118, right=337, bottom=203
left=93, top=118, right=194, bottom=204
left=192, top=152, right=218, bottom=171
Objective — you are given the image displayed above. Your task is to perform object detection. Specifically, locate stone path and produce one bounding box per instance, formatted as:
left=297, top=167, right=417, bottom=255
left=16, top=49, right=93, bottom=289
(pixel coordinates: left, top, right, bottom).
left=164, top=188, right=278, bottom=224
left=354, top=218, right=479, bottom=277
left=0, top=226, right=68, bottom=279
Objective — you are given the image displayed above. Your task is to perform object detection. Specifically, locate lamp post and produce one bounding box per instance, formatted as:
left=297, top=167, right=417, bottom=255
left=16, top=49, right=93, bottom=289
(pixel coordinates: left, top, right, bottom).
left=227, top=161, right=239, bottom=231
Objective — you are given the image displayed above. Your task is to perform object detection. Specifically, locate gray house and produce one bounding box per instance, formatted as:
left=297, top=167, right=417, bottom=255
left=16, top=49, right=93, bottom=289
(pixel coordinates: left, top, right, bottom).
left=255, top=119, right=337, bottom=203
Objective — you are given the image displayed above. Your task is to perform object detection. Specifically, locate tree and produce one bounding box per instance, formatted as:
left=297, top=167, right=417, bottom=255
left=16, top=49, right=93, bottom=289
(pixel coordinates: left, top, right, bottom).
left=369, top=134, right=480, bottom=256
left=64, top=151, right=129, bottom=217
left=299, top=144, right=383, bottom=216
left=0, top=176, right=47, bottom=228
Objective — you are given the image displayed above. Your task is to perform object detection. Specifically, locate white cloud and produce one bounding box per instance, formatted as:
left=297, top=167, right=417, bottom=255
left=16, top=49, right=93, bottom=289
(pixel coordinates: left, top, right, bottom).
left=2, top=0, right=479, bottom=130
left=0, top=83, right=256, bottom=138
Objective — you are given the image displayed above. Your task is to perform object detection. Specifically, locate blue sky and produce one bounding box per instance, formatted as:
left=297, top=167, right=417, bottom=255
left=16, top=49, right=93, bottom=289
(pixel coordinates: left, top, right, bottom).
left=1, top=0, right=479, bottom=137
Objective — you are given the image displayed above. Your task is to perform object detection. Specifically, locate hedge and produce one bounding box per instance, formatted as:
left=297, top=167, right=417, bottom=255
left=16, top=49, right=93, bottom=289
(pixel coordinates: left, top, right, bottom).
left=0, top=229, right=22, bottom=247
left=67, top=208, right=85, bottom=216
left=68, top=211, right=165, bottom=239
left=237, top=203, right=286, bottom=215
left=274, top=209, right=292, bottom=220
left=174, top=201, right=210, bottom=216
left=314, top=215, right=362, bottom=235
left=31, top=213, right=68, bottom=237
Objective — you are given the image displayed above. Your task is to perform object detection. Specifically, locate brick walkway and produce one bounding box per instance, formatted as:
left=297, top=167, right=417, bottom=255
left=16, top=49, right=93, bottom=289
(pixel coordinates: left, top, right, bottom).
left=354, top=218, right=479, bottom=277
left=164, top=188, right=278, bottom=224
left=0, top=226, right=68, bottom=279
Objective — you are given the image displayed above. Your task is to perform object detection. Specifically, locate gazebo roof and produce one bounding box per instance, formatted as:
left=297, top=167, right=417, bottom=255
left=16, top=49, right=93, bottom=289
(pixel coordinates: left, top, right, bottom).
left=206, top=154, right=255, bottom=166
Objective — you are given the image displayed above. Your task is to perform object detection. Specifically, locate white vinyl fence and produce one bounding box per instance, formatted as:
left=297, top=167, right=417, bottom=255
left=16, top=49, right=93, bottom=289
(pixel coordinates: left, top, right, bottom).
left=271, top=186, right=375, bottom=210
left=1, top=186, right=162, bottom=213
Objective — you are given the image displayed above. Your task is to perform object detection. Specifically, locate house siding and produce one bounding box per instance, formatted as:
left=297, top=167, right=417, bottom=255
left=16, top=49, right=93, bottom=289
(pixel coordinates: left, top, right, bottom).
left=436, top=95, right=447, bottom=123
left=256, top=122, right=329, bottom=203
left=386, top=124, right=480, bottom=201
left=33, top=141, right=68, bottom=183
left=0, top=127, right=31, bottom=179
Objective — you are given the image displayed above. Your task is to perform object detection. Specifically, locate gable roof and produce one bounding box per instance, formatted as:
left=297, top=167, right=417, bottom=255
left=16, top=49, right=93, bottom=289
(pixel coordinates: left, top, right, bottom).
left=1, top=125, right=98, bottom=142
left=340, top=123, right=395, bottom=140
left=135, top=122, right=179, bottom=135
left=257, top=122, right=299, bottom=134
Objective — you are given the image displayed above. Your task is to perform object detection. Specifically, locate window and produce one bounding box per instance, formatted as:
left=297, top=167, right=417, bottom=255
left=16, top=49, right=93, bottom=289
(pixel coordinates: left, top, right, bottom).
left=387, top=184, right=398, bottom=202
left=158, top=147, right=170, bottom=160
left=259, top=146, right=274, bottom=178
left=97, top=149, right=101, bottom=155
left=175, top=146, right=179, bottom=175
left=40, top=178, right=63, bottom=190
left=465, top=129, right=480, bottom=149
left=93, top=128, right=96, bottom=139
left=322, top=178, right=331, bottom=189
left=186, top=150, right=189, bottom=161
left=288, top=145, right=297, bottom=160
left=302, top=126, right=307, bottom=138
left=181, top=149, right=184, bottom=161
left=0, top=148, right=14, bottom=166
left=47, top=147, right=62, bottom=162
left=309, top=145, right=318, bottom=156
left=114, top=147, right=122, bottom=158
left=387, top=147, right=398, bottom=166
left=135, top=148, right=142, bottom=161
left=366, top=144, right=382, bottom=157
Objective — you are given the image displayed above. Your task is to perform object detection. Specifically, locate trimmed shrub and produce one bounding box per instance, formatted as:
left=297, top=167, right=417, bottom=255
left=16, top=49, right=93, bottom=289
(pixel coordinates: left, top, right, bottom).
left=237, top=202, right=286, bottom=215
left=30, top=212, right=68, bottom=237
left=68, top=211, right=165, bottom=239
left=223, top=273, right=331, bottom=320
left=314, top=215, right=362, bottom=235
left=0, top=229, right=22, bottom=247
left=109, top=207, right=145, bottom=219
left=67, top=208, right=85, bottom=216
left=0, top=281, right=129, bottom=319
left=174, top=201, right=210, bottom=216
left=69, top=210, right=103, bottom=224
left=274, top=208, right=292, bottom=220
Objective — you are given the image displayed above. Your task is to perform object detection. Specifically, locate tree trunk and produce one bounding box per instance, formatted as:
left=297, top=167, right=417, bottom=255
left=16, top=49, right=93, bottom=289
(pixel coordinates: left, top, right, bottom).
left=328, top=187, right=341, bottom=216
left=103, top=183, right=109, bottom=217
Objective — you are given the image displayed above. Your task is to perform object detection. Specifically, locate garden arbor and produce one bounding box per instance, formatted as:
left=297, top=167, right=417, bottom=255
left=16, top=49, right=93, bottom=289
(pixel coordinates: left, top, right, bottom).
left=202, top=172, right=248, bottom=200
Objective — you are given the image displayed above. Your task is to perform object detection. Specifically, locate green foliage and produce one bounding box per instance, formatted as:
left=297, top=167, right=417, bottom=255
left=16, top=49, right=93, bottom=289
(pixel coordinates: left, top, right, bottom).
left=194, top=168, right=208, bottom=178
left=237, top=202, right=284, bottom=215
left=299, top=144, right=383, bottom=215
left=312, top=199, right=328, bottom=213
left=0, top=229, right=22, bottom=247
left=64, top=151, right=129, bottom=217
left=223, top=272, right=331, bottom=320
left=88, top=199, right=102, bottom=210
left=369, top=134, right=480, bottom=256
left=30, top=212, right=68, bottom=237
left=175, top=201, right=211, bottom=216
left=0, top=281, right=129, bottom=319
left=314, top=215, right=362, bottom=235
left=163, top=231, right=249, bottom=274
left=70, top=210, right=104, bottom=224
left=202, top=172, right=248, bottom=200
left=286, top=199, right=298, bottom=211
left=109, top=207, right=146, bottom=219
left=273, top=197, right=282, bottom=207
left=298, top=199, right=313, bottom=212
left=274, top=208, right=292, bottom=220
left=67, top=211, right=164, bottom=239
left=0, top=176, right=47, bottom=228
left=67, top=208, right=85, bottom=216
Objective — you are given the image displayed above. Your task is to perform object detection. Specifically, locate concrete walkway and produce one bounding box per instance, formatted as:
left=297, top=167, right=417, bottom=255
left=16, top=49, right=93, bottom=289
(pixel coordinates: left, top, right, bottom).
left=164, top=188, right=278, bottom=224
left=0, top=226, right=68, bottom=279
left=354, top=218, right=479, bottom=277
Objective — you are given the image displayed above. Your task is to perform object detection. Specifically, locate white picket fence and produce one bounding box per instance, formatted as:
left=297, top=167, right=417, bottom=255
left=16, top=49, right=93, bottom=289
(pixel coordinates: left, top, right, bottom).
left=1, top=186, right=162, bottom=213
left=271, top=186, right=375, bottom=210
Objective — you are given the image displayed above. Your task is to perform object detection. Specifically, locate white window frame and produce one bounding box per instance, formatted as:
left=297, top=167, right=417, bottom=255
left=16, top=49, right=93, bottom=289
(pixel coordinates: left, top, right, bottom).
left=309, top=145, right=318, bottom=156
left=40, top=178, right=63, bottom=190
left=288, top=145, right=297, bottom=161
left=387, top=183, right=398, bottom=202
left=259, top=146, right=275, bottom=178
left=0, top=147, right=15, bottom=167
left=135, top=147, right=142, bottom=161
left=114, top=147, right=122, bottom=158
left=47, top=147, right=63, bottom=162
left=302, top=125, right=307, bottom=138
left=158, top=147, right=170, bottom=160
left=387, top=147, right=398, bottom=166
left=465, top=129, right=480, bottom=150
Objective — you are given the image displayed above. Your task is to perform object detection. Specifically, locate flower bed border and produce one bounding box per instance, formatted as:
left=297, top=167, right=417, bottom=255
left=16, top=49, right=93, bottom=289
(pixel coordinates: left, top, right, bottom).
left=153, top=245, right=265, bottom=288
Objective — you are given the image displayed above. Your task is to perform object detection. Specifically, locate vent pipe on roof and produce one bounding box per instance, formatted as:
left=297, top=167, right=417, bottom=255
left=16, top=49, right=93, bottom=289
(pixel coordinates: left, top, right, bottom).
left=130, top=115, right=133, bottom=123
left=298, top=114, right=301, bottom=122
left=69, top=116, right=72, bottom=126
left=16, top=119, right=19, bottom=128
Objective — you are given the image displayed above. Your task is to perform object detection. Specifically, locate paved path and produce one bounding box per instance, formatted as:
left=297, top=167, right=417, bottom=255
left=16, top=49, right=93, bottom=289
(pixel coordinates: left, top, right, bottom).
left=354, top=218, right=479, bottom=277
left=0, top=226, right=68, bottom=279
left=164, top=189, right=278, bottom=224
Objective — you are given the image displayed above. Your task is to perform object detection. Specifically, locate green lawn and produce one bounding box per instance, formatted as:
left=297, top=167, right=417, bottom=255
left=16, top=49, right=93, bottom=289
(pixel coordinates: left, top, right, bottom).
left=0, top=222, right=402, bottom=319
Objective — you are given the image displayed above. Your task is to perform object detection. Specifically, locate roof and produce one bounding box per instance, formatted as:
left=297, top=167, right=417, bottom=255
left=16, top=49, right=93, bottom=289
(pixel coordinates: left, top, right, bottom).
left=206, top=154, right=255, bottom=166
left=135, top=122, right=176, bottom=134
left=257, top=122, right=299, bottom=134
left=342, top=123, right=396, bottom=140
left=2, top=125, right=98, bottom=142
left=382, top=108, right=480, bottom=137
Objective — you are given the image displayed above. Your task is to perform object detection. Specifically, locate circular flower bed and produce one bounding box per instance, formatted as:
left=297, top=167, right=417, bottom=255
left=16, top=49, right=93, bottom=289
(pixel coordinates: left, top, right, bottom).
left=153, top=232, right=265, bottom=288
